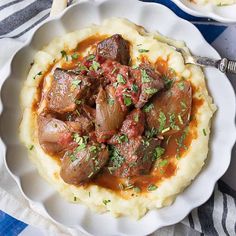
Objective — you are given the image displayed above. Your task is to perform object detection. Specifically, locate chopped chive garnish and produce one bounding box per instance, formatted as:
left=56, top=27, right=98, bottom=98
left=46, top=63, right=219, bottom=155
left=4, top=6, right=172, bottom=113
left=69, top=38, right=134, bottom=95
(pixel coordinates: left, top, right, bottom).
left=61, top=50, right=68, bottom=61
left=29, top=145, right=34, bottom=150
left=203, top=129, right=207, bottom=136
left=161, top=127, right=170, bottom=133
left=33, top=71, right=42, bottom=80
left=178, top=114, right=184, bottom=125
left=138, top=49, right=149, bottom=53
left=103, top=199, right=111, bottom=205
left=147, top=184, right=158, bottom=191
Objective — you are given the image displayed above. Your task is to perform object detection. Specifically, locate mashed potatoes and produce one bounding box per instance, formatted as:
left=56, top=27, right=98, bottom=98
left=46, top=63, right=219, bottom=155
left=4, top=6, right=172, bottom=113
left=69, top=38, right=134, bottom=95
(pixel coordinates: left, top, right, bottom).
left=19, top=18, right=216, bottom=219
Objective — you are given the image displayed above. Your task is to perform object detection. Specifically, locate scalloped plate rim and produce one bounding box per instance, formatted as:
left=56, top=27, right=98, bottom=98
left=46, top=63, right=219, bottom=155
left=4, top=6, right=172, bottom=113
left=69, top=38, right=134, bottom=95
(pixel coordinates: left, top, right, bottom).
left=0, top=0, right=235, bottom=235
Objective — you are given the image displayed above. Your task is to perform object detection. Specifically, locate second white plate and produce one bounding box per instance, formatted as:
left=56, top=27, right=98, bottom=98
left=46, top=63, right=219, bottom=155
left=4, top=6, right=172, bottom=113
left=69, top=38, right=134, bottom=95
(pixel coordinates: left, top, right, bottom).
left=172, top=0, right=236, bottom=23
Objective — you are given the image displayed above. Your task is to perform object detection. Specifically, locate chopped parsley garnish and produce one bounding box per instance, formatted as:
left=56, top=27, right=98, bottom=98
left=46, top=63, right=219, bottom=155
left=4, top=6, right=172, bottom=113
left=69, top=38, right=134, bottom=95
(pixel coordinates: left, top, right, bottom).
left=134, top=114, right=139, bottom=122
left=132, top=65, right=139, bottom=69
left=158, top=112, right=166, bottom=132
left=147, top=184, right=158, bottom=191
left=141, top=69, right=152, bottom=83
left=109, top=145, right=125, bottom=172
left=153, top=147, right=165, bottom=160
left=71, top=79, right=81, bottom=88
left=72, top=134, right=88, bottom=155
left=108, top=97, right=114, bottom=106
left=159, top=159, right=168, bottom=167
left=117, top=74, right=126, bottom=84
left=71, top=53, right=78, bottom=60
left=77, top=64, right=88, bottom=71
left=69, top=152, right=77, bottom=162
left=103, top=199, right=111, bottom=205
left=203, top=129, right=207, bottom=136
left=131, top=84, right=139, bottom=93
left=91, top=60, right=100, bottom=71
left=176, top=127, right=189, bottom=148
left=117, top=134, right=128, bottom=143
left=133, top=186, right=141, bottom=193
left=33, top=71, right=42, bottom=80
left=145, top=127, right=158, bottom=138
left=75, top=143, right=86, bottom=152
left=169, top=113, right=180, bottom=131
left=123, top=94, right=132, bottom=106
left=138, top=49, right=149, bottom=53
left=144, top=88, right=158, bottom=95
left=29, top=145, right=34, bottom=151
left=143, top=103, right=154, bottom=113
left=87, top=54, right=95, bottom=61
left=61, top=50, right=68, bottom=61
left=177, top=81, right=185, bottom=90
left=163, top=75, right=173, bottom=88
left=89, top=146, right=97, bottom=153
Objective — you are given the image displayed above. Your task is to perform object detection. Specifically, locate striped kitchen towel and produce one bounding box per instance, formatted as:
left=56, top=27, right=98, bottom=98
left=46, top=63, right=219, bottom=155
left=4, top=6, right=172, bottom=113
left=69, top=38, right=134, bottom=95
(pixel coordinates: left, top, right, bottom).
left=0, top=1, right=235, bottom=236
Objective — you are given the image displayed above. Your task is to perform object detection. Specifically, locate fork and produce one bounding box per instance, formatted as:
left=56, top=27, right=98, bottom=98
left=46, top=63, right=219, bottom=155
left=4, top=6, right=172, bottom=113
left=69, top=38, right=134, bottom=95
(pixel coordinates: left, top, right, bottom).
left=175, top=47, right=236, bottom=74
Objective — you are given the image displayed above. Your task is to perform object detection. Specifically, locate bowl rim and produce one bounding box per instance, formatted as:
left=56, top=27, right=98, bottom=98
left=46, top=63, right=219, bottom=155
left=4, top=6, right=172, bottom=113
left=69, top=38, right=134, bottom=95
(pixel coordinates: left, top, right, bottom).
left=0, top=0, right=235, bottom=235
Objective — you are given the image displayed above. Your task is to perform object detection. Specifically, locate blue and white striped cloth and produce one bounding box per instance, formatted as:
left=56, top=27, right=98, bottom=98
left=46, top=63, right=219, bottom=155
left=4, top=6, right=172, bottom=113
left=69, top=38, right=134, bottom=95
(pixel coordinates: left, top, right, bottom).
left=0, top=1, right=235, bottom=235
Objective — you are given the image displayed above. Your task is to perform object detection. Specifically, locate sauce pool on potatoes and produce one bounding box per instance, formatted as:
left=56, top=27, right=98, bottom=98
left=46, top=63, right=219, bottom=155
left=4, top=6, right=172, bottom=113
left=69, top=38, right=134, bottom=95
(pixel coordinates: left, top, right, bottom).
left=34, top=34, right=202, bottom=197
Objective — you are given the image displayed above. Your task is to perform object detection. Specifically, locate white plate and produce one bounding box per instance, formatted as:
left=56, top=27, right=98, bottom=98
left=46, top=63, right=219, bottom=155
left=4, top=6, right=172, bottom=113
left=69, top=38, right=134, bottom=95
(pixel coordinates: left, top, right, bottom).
left=0, top=0, right=235, bottom=235
left=172, top=0, right=236, bottom=23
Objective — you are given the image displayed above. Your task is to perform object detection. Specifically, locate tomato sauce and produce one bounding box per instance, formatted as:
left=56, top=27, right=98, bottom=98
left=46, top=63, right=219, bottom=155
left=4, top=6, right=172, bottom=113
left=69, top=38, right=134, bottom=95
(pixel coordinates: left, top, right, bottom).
left=35, top=35, right=203, bottom=197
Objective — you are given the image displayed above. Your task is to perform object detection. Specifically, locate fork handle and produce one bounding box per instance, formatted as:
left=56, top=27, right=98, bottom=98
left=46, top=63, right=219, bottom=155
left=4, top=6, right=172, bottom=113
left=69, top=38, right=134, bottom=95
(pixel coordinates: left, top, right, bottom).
left=218, top=58, right=236, bottom=74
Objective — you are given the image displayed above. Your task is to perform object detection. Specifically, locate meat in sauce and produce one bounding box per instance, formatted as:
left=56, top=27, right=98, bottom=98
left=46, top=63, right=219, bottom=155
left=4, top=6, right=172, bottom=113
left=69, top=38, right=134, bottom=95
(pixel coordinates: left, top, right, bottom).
left=36, top=34, right=195, bottom=192
left=146, top=80, right=192, bottom=136
left=97, top=34, right=130, bottom=65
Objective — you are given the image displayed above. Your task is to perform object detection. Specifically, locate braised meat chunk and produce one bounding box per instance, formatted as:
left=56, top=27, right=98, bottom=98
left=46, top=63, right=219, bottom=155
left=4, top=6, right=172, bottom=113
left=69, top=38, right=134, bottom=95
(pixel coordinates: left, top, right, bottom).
left=130, top=64, right=165, bottom=108
left=47, top=68, right=99, bottom=113
left=60, top=142, right=109, bottom=185
left=146, top=80, right=192, bottom=136
left=97, top=34, right=130, bottom=65
left=108, top=137, right=161, bottom=178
